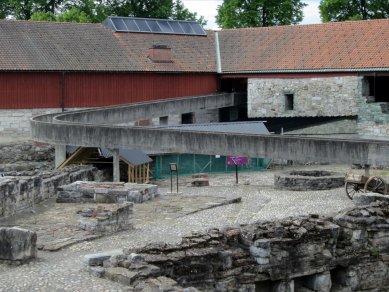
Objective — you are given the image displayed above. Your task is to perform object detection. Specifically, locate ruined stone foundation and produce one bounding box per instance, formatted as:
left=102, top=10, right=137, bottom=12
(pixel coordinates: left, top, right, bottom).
left=85, top=201, right=389, bottom=291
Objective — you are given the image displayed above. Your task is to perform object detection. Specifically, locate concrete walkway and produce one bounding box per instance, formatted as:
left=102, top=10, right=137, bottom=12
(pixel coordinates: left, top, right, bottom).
left=0, top=165, right=363, bottom=291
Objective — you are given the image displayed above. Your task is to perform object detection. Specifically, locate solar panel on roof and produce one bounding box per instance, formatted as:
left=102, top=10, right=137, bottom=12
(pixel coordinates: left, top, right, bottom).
left=103, top=16, right=207, bottom=36
left=147, top=20, right=162, bottom=32
left=135, top=19, right=151, bottom=32
left=168, top=21, right=184, bottom=34
left=179, top=22, right=194, bottom=34
left=123, top=19, right=139, bottom=31
left=158, top=20, right=174, bottom=33
left=192, top=23, right=206, bottom=35
left=112, top=18, right=127, bottom=31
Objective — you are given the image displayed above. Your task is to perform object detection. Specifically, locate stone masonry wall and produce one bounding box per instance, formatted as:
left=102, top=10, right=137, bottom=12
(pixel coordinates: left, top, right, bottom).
left=88, top=200, right=389, bottom=291
left=357, top=101, right=389, bottom=137
left=0, top=165, right=98, bottom=218
left=0, top=108, right=62, bottom=139
left=247, top=76, right=361, bottom=118
left=0, top=142, right=54, bottom=165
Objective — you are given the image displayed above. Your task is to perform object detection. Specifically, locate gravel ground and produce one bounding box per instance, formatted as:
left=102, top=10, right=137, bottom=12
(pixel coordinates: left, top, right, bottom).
left=0, top=164, right=366, bottom=291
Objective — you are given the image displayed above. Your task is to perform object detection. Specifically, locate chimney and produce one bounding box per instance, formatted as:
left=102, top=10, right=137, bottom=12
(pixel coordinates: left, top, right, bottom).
left=148, top=45, right=173, bottom=63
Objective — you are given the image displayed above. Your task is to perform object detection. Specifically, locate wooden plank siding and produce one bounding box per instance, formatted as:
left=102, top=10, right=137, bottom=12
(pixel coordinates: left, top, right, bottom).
left=0, top=72, right=219, bottom=109
left=0, top=72, right=61, bottom=109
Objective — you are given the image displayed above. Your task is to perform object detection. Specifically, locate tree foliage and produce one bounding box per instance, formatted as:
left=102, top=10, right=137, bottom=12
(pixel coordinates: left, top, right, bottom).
left=0, top=1, right=9, bottom=19
left=1, top=0, right=206, bottom=25
left=216, top=0, right=307, bottom=28
left=319, top=0, right=389, bottom=22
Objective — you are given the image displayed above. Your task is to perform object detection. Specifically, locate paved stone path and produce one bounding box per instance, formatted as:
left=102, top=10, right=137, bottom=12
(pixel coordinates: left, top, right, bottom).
left=0, top=164, right=368, bottom=291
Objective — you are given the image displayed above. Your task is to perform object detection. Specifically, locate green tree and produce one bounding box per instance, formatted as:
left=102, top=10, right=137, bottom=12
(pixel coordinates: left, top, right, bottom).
left=5, top=0, right=206, bottom=24
left=8, top=0, right=34, bottom=20
left=216, top=0, right=307, bottom=28
left=30, top=11, right=56, bottom=21
left=319, top=0, right=389, bottom=22
left=172, top=0, right=207, bottom=25
left=0, top=1, right=9, bottom=19
left=7, top=0, right=63, bottom=20
left=105, top=0, right=206, bottom=24
left=56, top=7, right=92, bottom=22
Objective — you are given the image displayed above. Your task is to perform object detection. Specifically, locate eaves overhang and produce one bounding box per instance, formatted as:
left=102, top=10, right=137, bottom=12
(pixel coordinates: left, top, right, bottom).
left=220, top=68, right=389, bottom=74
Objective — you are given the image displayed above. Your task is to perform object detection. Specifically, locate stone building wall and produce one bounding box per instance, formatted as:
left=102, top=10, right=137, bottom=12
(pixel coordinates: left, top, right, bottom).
left=248, top=76, right=389, bottom=138
left=0, top=108, right=62, bottom=140
left=285, top=118, right=357, bottom=135
left=248, top=76, right=361, bottom=118
left=357, top=101, right=389, bottom=137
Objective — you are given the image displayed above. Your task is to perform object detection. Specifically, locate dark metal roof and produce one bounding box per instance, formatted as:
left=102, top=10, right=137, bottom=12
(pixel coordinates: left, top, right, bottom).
left=101, top=148, right=152, bottom=166
left=66, top=146, right=151, bottom=165
left=120, top=149, right=153, bottom=165
left=102, top=16, right=207, bottom=36
left=155, top=121, right=270, bottom=135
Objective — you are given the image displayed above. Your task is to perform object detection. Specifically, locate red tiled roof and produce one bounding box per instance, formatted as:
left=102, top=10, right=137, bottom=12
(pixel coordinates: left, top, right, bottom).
left=0, top=20, right=216, bottom=72
left=114, top=31, right=216, bottom=72
left=1, top=18, right=389, bottom=73
left=218, top=18, right=389, bottom=73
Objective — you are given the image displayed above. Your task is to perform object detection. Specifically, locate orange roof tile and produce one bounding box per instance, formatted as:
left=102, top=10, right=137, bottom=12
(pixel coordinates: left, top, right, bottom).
left=218, top=19, right=389, bottom=73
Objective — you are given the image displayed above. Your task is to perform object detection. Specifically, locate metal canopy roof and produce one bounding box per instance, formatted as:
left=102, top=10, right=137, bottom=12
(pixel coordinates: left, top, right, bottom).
left=101, top=148, right=152, bottom=166
left=66, top=146, right=152, bottom=166
left=102, top=16, right=207, bottom=36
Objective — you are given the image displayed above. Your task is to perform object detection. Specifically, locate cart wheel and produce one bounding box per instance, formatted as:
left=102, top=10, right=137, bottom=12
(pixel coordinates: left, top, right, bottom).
left=364, top=176, right=387, bottom=194
left=345, top=182, right=361, bottom=200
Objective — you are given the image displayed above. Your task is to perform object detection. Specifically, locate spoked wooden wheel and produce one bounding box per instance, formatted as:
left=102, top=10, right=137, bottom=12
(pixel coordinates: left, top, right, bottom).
left=345, top=182, right=362, bottom=200
left=364, top=176, right=387, bottom=195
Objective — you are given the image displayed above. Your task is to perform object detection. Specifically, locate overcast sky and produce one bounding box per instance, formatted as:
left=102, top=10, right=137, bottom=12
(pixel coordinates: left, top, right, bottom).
left=182, top=0, right=322, bottom=29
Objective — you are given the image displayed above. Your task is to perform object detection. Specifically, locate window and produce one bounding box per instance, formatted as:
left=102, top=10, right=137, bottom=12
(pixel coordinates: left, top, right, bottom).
left=364, top=76, right=389, bottom=102
left=181, top=112, right=194, bottom=124
left=285, top=94, right=294, bottom=111
left=159, top=116, right=168, bottom=125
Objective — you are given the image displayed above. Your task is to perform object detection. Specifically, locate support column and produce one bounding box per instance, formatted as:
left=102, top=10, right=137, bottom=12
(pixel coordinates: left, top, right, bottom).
left=112, top=148, right=120, bottom=182
left=55, top=144, right=66, bottom=168
left=364, top=164, right=371, bottom=176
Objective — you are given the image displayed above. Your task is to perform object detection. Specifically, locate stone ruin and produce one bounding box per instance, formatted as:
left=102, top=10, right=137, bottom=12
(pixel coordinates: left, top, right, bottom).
left=56, top=181, right=159, bottom=204
left=274, top=170, right=344, bottom=191
left=78, top=202, right=133, bottom=233
left=84, top=199, right=389, bottom=291
left=0, top=165, right=99, bottom=218
left=57, top=181, right=160, bottom=235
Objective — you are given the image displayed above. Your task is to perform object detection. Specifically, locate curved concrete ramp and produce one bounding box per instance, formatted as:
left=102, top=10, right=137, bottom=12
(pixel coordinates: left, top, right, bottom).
left=31, top=93, right=389, bottom=165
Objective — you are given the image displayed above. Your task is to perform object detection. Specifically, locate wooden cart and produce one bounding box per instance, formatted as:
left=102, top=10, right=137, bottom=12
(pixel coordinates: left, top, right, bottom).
left=344, top=173, right=389, bottom=200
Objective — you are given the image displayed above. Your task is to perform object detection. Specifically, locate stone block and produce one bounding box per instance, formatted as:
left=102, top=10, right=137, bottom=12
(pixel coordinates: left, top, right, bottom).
left=57, top=181, right=159, bottom=204
left=305, top=272, right=332, bottom=292
left=83, top=250, right=123, bottom=266
left=0, top=227, right=37, bottom=261
left=105, top=267, right=139, bottom=285
left=78, top=202, right=133, bottom=233
left=273, top=280, right=294, bottom=292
